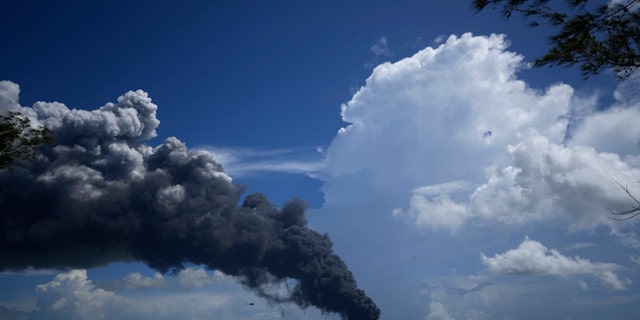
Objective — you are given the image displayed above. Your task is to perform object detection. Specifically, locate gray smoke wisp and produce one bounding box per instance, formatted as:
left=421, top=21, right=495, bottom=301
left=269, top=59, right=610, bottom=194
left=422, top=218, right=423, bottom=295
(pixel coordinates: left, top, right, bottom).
left=0, top=81, right=380, bottom=320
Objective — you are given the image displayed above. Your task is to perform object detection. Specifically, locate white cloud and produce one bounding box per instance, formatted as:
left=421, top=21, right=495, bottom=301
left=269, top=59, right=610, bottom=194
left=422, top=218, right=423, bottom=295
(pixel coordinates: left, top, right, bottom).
left=613, top=72, right=640, bottom=105
left=0, top=80, right=21, bottom=113
left=432, top=35, right=445, bottom=45
left=364, top=37, right=394, bottom=69
left=370, top=37, right=392, bottom=58
left=323, top=33, right=569, bottom=221
left=176, top=267, right=224, bottom=289
left=564, top=242, right=596, bottom=251
left=426, top=301, right=455, bottom=320
left=311, top=33, right=640, bottom=318
left=418, top=273, right=640, bottom=320
left=393, top=181, right=472, bottom=231
left=609, top=228, right=640, bottom=249
left=119, top=291, right=231, bottom=320
left=578, top=279, right=589, bottom=290
left=569, top=106, right=640, bottom=157
left=204, top=147, right=323, bottom=178
left=369, top=36, right=393, bottom=63
left=28, top=269, right=334, bottom=320
left=33, top=270, right=126, bottom=320
left=470, top=130, right=640, bottom=229
left=121, top=272, right=165, bottom=290
left=319, top=32, right=640, bottom=233
left=481, top=237, right=627, bottom=290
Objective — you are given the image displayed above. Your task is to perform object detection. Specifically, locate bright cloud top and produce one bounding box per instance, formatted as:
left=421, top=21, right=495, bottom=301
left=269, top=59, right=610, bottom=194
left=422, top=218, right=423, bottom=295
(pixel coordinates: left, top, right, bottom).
left=481, top=237, right=628, bottom=290
left=34, top=270, right=124, bottom=320
left=321, top=32, right=640, bottom=232
left=121, top=272, right=166, bottom=290
left=177, top=267, right=224, bottom=289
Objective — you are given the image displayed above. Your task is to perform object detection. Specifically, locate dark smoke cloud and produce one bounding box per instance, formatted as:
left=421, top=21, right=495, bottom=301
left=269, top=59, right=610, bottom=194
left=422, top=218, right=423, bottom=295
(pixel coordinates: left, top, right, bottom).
left=0, top=81, right=380, bottom=320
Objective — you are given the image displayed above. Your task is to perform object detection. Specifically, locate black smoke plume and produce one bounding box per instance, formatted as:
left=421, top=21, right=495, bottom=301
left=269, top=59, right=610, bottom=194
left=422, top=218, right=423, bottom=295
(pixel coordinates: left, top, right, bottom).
left=0, top=81, right=380, bottom=320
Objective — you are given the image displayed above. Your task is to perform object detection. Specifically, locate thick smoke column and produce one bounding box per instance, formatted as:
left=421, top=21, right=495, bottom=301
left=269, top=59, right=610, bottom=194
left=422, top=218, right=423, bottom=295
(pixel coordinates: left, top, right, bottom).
left=0, top=81, right=380, bottom=320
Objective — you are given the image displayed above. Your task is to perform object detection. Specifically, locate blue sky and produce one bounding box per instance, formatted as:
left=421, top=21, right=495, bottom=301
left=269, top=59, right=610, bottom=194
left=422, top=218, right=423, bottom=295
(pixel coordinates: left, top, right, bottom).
left=2, top=1, right=640, bottom=319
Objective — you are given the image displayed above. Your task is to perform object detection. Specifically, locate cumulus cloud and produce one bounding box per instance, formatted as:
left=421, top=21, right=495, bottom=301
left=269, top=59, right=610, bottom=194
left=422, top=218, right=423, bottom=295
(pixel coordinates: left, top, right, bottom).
left=311, top=33, right=640, bottom=319
left=470, top=130, right=640, bottom=229
left=320, top=32, right=640, bottom=233
left=33, top=270, right=126, bottom=320
left=291, top=31, right=640, bottom=320
left=426, top=301, right=455, bottom=320
left=26, top=268, right=341, bottom=320
left=121, top=272, right=165, bottom=290
left=569, top=106, right=640, bottom=157
left=26, top=269, right=237, bottom=320
left=481, top=237, right=627, bottom=290
left=177, top=267, right=224, bottom=289
left=392, top=181, right=472, bottom=231
left=324, top=33, right=569, bottom=218
left=97, top=271, right=166, bottom=291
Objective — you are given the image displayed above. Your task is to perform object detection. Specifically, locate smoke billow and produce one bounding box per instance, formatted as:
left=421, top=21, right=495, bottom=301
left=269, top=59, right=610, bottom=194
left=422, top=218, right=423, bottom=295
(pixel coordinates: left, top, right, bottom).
left=0, top=81, right=380, bottom=320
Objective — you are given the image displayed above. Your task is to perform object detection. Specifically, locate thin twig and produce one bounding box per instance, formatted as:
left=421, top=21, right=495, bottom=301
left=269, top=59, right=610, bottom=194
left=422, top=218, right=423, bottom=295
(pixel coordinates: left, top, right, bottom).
left=608, top=180, right=640, bottom=221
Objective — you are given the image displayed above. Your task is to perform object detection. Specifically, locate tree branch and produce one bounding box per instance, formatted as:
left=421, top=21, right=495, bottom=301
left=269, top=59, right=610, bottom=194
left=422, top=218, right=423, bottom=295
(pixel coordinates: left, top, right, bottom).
left=608, top=180, right=640, bottom=221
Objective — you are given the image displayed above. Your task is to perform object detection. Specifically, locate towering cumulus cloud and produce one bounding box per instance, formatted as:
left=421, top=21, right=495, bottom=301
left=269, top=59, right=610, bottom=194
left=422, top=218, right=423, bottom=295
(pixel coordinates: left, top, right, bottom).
left=0, top=81, right=380, bottom=320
